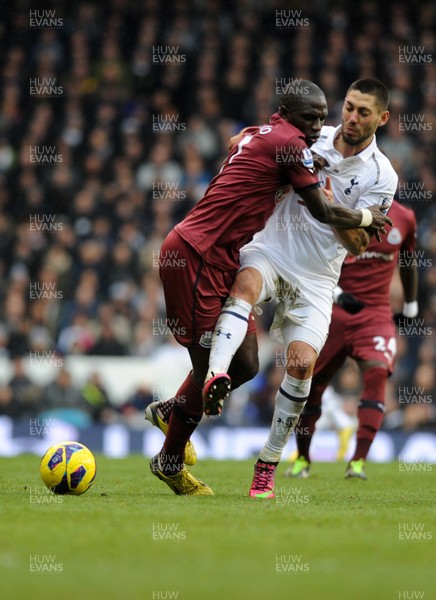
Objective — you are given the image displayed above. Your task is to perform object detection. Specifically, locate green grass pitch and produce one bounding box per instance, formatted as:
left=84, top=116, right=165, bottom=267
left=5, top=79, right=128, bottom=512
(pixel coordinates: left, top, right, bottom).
left=1, top=455, right=434, bottom=600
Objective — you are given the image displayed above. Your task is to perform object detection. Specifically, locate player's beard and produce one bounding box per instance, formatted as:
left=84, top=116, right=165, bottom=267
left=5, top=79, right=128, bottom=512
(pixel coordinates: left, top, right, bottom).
left=342, top=132, right=365, bottom=146
left=341, top=123, right=375, bottom=147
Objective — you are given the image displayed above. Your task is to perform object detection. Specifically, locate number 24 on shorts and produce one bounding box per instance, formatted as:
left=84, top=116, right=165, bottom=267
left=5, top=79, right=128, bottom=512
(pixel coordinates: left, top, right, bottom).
left=373, top=336, right=397, bottom=366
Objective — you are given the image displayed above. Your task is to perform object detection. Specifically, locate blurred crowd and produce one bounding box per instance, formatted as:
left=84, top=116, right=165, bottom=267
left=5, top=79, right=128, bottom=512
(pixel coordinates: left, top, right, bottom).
left=0, top=0, right=434, bottom=430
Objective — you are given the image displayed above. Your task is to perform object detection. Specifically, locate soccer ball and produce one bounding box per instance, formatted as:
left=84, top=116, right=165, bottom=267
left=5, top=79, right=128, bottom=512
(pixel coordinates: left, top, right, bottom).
left=40, top=441, right=96, bottom=495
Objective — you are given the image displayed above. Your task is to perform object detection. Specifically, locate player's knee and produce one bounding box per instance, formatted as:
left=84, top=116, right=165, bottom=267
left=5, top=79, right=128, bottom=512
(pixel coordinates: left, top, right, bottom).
left=285, top=342, right=317, bottom=379
left=307, top=380, right=327, bottom=407
left=231, top=268, right=262, bottom=305
left=287, top=364, right=311, bottom=379
left=362, top=366, right=388, bottom=403
left=286, top=359, right=314, bottom=379
left=191, top=369, right=206, bottom=388
left=301, top=403, right=321, bottom=418
left=190, top=359, right=209, bottom=388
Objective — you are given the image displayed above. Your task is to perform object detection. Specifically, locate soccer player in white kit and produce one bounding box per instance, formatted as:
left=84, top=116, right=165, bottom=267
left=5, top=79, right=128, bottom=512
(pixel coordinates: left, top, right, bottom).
left=203, top=78, right=398, bottom=498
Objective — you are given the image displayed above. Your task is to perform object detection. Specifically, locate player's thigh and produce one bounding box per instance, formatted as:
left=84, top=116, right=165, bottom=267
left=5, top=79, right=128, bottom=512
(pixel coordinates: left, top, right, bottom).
left=238, top=248, right=280, bottom=304
left=348, top=309, right=397, bottom=374
left=159, top=230, right=198, bottom=346
left=312, top=305, right=349, bottom=382
left=160, top=231, right=232, bottom=350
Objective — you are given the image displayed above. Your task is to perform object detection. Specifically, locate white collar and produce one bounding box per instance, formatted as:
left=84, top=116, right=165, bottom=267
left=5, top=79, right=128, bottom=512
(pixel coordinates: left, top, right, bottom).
left=327, top=125, right=378, bottom=162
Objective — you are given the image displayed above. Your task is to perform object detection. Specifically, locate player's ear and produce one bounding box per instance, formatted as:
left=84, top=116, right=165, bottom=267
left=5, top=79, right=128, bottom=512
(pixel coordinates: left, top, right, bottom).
left=279, top=105, right=289, bottom=119
left=378, top=110, right=390, bottom=127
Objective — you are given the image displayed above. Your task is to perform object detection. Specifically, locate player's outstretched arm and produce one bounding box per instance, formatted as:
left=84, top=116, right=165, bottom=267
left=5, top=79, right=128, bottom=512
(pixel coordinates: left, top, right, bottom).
left=297, top=186, right=392, bottom=234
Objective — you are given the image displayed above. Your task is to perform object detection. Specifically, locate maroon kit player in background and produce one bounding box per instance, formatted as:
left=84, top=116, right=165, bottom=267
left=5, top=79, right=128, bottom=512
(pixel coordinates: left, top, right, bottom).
left=146, top=80, right=391, bottom=495
left=288, top=199, right=417, bottom=480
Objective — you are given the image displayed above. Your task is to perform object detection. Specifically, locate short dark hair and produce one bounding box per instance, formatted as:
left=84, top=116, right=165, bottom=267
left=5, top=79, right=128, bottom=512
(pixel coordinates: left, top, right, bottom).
left=347, top=78, right=390, bottom=111
left=279, top=80, right=325, bottom=112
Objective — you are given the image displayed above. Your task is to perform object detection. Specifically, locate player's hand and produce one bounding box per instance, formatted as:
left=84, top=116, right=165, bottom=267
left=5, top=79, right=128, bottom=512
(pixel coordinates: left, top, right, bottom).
left=336, top=292, right=365, bottom=314
left=298, top=176, right=333, bottom=207
left=322, top=176, right=334, bottom=203
left=312, top=152, right=329, bottom=171
left=229, top=130, right=245, bottom=151
left=364, top=223, right=379, bottom=241
left=365, top=206, right=393, bottom=241
left=364, top=222, right=391, bottom=243
left=228, top=127, right=254, bottom=150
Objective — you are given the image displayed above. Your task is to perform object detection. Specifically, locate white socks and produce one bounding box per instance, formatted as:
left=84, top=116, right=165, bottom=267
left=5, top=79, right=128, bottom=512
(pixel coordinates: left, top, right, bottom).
left=259, top=373, right=311, bottom=463
left=207, top=297, right=252, bottom=376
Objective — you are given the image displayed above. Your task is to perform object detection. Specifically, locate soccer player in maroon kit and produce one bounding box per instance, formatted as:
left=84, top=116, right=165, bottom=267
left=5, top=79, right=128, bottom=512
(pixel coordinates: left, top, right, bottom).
left=288, top=199, right=418, bottom=480
left=147, top=81, right=391, bottom=495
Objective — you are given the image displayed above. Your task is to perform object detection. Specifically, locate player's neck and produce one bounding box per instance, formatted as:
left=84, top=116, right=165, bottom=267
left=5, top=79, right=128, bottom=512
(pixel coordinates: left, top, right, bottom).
left=334, top=131, right=374, bottom=158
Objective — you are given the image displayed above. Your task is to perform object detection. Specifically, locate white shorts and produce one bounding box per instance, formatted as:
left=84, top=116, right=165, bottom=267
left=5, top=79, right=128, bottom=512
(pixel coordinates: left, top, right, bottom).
left=239, top=247, right=334, bottom=355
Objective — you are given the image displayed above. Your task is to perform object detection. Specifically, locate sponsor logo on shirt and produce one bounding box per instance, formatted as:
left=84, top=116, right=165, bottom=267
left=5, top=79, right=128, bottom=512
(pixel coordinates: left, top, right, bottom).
left=344, top=177, right=359, bottom=195
left=353, top=250, right=395, bottom=262
left=387, top=227, right=403, bottom=245
left=301, top=148, right=314, bottom=170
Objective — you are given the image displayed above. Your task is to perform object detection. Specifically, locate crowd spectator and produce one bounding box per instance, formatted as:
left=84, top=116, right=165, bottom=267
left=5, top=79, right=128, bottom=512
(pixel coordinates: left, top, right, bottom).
left=80, top=371, right=117, bottom=423
left=0, top=1, right=434, bottom=426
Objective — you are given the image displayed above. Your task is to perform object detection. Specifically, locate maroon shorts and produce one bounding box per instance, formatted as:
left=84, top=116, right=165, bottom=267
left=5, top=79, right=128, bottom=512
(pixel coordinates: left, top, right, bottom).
left=314, top=303, right=397, bottom=378
left=159, top=230, right=257, bottom=350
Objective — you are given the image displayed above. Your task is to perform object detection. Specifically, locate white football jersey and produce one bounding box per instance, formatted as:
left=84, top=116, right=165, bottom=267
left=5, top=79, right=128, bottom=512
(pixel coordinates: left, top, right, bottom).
left=241, top=125, right=398, bottom=289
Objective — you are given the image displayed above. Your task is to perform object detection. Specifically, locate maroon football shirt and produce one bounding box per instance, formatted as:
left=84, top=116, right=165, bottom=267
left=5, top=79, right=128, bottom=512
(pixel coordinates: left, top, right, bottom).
left=175, top=113, right=320, bottom=272
left=339, top=200, right=416, bottom=308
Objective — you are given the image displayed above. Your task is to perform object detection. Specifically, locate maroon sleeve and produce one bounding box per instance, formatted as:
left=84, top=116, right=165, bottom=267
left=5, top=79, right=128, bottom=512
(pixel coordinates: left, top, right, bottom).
left=281, top=138, right=320, bottom=191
